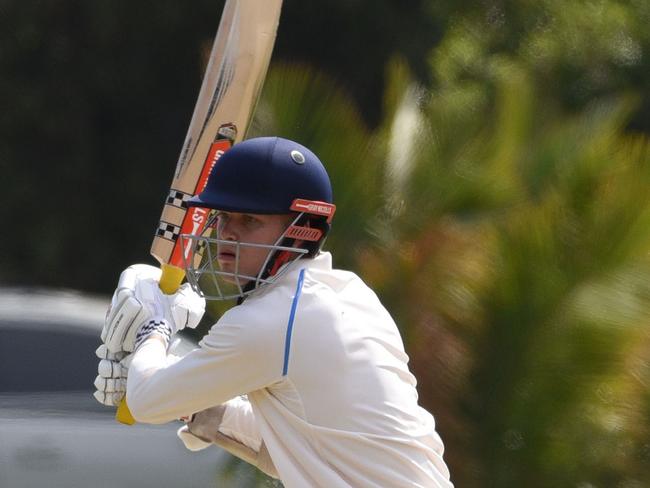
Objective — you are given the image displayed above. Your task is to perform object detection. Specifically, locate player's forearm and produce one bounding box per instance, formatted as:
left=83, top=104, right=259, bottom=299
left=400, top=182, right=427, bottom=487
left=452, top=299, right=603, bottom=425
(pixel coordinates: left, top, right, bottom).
left=126, top=338, right=185, bottom=423
left=126, top=327, right=282, bottom=423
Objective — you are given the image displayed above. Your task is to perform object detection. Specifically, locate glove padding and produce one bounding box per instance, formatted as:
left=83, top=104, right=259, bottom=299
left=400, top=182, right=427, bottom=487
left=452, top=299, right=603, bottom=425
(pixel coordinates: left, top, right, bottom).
left=102, top=264, right=205, bottom=352
left=93, top=337, right=190, bottom=408
left=93, top=344, right=131, bottom=407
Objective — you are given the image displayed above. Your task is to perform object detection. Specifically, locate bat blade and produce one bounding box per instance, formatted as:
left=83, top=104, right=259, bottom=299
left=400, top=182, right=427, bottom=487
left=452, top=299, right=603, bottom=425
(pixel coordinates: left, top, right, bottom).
left=152, top=0, right=283, bottom=276
left=115, top=0, right=283, bottom=425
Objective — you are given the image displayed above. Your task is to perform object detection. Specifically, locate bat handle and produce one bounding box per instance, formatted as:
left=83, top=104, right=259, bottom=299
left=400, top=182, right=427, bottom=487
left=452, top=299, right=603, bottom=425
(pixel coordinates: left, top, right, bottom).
left=158, top=263, right=187, bottom=294
left=115, top=399, right=136, bottom=425
left=115, top=263, right=187, bottom=425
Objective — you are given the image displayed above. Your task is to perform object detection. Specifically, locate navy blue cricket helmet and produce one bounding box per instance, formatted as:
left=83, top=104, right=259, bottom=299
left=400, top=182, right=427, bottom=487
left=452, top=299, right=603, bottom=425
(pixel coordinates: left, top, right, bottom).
left=182, top=137, right=335, bottom=299
left=188, top=137, right=333, bottom=213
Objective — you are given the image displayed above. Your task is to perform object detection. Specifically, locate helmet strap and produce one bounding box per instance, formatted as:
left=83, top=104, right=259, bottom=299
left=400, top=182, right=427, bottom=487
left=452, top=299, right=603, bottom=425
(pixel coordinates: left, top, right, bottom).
left=268, top=250, right=292, bottom=277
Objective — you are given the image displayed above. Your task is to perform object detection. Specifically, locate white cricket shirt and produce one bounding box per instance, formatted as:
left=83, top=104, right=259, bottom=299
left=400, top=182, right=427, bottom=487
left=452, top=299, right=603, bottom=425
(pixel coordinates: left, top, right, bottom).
left=127, top=252, right=453, bottom=487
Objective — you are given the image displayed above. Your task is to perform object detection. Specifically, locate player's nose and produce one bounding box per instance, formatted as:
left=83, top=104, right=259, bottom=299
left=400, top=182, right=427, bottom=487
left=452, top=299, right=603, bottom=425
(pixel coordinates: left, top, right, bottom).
left=218, top=220, right=238, bottom=241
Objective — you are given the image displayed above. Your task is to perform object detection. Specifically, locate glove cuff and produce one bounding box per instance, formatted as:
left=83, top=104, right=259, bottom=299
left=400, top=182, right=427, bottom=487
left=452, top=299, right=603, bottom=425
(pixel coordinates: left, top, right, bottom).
left=134, top=318, right=172, bottom=350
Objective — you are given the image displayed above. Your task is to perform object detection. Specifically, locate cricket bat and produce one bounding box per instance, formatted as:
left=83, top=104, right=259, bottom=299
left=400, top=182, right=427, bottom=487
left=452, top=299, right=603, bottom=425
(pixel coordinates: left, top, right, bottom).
left=116, top=0, right=283, bottom=425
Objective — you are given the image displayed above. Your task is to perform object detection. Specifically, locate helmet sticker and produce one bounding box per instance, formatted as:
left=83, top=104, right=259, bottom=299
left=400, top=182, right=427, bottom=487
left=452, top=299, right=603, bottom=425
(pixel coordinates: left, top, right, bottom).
left=290, top=199, right=336, bottom=223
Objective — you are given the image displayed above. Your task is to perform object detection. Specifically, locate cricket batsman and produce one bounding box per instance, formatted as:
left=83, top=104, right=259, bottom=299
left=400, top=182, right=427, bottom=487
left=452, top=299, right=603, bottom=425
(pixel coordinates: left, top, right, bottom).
left=95, top=136, right=453, bottom=487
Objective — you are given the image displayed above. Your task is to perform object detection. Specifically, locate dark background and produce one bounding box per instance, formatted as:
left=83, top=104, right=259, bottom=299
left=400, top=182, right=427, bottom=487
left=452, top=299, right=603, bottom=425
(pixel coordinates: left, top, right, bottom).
left=0, top=0, right=440, bottom=293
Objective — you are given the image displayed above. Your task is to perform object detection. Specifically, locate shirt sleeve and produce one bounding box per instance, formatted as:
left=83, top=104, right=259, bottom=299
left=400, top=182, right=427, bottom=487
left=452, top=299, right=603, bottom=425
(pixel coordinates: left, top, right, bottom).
left=177, top=395, right=261, bottom=451
left=176, top=395, right=279, bottom=478
left=126, top=313, right=286, bottom=424
left=219, top=395, right=262, bottom=451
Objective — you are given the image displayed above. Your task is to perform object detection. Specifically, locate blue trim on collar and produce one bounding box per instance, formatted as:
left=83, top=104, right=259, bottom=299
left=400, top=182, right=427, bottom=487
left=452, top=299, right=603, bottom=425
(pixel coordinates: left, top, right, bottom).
left=283, top=268, right=306, bottom=376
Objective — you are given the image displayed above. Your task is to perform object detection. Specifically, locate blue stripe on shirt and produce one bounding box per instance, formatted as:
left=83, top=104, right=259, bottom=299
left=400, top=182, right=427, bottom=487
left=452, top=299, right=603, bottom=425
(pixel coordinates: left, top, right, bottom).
left=282, top=268, right=306, bottom=376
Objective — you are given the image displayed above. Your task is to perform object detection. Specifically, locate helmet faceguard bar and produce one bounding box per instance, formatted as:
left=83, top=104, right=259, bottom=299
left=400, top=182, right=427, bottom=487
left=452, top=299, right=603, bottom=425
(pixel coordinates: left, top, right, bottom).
left=180, top=212, right=310, bottom=301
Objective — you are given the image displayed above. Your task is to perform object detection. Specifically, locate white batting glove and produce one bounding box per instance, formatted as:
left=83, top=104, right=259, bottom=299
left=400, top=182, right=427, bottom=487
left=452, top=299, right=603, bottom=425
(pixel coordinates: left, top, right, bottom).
left=101, top=264, right=205, bottom=353
left=93, top=344, right=131, bottom=407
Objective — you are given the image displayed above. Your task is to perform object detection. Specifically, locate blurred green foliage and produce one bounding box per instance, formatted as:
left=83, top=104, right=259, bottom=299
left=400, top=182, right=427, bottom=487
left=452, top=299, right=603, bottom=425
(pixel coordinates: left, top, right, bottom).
left=3, top=0, right=650, bottom=487
left=245, top=1, right=650, bottom=484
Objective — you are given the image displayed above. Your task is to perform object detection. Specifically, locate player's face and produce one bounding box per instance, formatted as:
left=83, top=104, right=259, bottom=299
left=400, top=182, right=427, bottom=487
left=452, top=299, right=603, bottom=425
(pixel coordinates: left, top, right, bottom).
left=214, top=212, right=292, bottom=283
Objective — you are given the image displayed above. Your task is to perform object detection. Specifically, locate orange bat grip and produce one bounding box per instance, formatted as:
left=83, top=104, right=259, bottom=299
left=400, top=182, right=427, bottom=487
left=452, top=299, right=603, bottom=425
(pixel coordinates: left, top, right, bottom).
left=115, top=263, right=186, bottom=425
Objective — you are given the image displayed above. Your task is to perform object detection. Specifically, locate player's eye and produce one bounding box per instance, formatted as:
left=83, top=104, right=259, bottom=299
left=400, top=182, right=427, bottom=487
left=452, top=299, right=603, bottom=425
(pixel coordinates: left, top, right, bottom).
left=242, top=214, right=260, bottom=227
left=215, top=212, right=230, bottom=227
